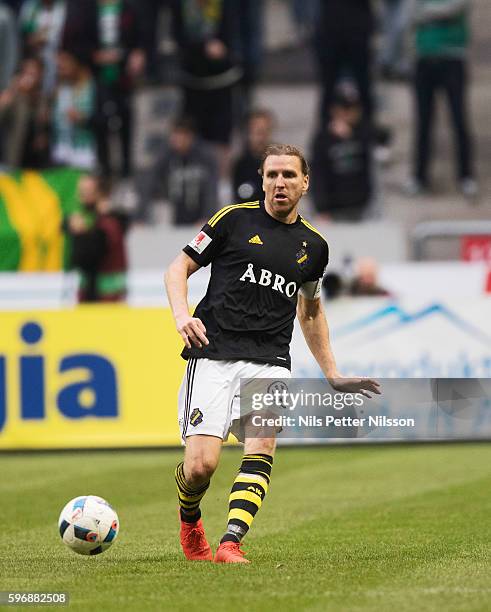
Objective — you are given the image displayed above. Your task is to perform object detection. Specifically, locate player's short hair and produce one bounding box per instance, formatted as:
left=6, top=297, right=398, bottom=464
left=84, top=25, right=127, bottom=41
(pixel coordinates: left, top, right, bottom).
left=259, top=144, right=310, bottom=176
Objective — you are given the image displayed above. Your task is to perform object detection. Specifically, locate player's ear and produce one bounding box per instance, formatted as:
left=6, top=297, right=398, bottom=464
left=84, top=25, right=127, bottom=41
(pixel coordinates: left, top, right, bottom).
left=260, top=170, right=266, bottom=191
left=302, top=173, right=310, bottom=193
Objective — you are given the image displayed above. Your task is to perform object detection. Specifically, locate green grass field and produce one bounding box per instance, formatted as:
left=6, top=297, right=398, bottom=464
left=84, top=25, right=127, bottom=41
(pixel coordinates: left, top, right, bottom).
left=1, top=444, right=490, bottom=611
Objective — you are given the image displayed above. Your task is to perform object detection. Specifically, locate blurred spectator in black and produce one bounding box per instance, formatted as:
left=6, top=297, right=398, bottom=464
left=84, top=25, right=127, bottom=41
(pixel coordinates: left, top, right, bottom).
left=232, top=108, right=275, bottom=203
left=310, top=83, right=372, bottom=221
left=51, top=47, right=97, bottom=170
left=92, top=0, right=145, bottom=179
left=348, top=257, right=390, bottom=296
left=3, top=0, right=23, bottom=13
left=313, top=0, right=374, bottom=127
left=128, top=0, right=163, bottom=84
left=289, top=0, right=319, bottom=44
left=169, top=0, right=243, bottom=178
left=19, top=0, right=67, bottom=94
left=67, top=173, right=128, bottom=302
left=60, top=0, right=98, bottom=61
left=233, top=0, right=264, bottom=117
left=0, top=2, right=18, bottom=92
left=405, top=0, right=476, bottom=198
left=377, top=0, right=412, bottom=80
left=137, top=117, right=219, bottom=225
left=0, top=56, right=50, bottom=168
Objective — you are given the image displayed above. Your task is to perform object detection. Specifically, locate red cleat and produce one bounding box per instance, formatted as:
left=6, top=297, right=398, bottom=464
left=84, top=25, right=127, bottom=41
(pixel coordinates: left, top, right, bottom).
left=214, top=541, right=250, bottom=564
left=180, top=518, right=213, bottom=561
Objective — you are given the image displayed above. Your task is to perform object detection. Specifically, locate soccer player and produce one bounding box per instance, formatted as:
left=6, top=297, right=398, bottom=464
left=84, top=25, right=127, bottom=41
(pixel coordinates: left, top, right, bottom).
left=165, top=143, right=380, bottom=564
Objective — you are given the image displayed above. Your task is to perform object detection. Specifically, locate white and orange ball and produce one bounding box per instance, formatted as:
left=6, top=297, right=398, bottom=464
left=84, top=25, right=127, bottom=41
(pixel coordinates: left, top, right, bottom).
left=58, top=495, right=119, bottom=556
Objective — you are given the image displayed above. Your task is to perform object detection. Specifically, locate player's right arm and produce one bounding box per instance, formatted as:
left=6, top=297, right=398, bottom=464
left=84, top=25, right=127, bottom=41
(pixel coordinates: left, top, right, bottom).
left=164, top=252, right=209, bottom=349
left=166, top=204, right=240, bottom=347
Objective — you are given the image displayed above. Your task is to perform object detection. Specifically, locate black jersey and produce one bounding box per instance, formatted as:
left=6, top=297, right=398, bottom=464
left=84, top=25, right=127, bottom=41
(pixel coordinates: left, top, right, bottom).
left=181, top=200, right=329, bottom=369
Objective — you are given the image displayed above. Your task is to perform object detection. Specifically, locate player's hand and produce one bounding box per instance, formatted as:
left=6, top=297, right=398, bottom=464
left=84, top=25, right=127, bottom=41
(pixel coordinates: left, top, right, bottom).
left=328, top=376, right=381, bottom=398
left=176, top=315, right=209, bottom=349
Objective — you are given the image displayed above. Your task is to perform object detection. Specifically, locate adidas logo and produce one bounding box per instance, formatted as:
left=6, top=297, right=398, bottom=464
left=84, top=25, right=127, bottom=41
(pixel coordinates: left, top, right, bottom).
left=249, top=234, right=263, bottom=245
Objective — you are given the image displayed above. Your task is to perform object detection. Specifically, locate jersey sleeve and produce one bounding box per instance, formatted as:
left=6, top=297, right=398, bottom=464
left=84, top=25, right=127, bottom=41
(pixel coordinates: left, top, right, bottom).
left=182, top=207, right=231, bottom=267
left=300, top=240, right=329, bottom=300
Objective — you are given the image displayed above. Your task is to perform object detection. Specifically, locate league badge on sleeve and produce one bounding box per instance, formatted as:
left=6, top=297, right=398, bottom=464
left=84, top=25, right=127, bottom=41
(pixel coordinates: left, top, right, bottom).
left=189, top=231, right=212, bottom=254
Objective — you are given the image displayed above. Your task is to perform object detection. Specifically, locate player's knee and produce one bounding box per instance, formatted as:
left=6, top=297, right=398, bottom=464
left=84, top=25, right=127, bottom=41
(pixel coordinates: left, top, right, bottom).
left=185, top=458, right=216, bottom=485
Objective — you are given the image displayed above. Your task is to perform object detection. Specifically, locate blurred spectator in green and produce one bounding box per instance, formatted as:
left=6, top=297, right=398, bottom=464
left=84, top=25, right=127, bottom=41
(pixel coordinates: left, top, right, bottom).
left=19, top=0, right=67, bottom=94
left=51, top=47, right=96, bottom=170
left=406, top=0, right=476, bottom=198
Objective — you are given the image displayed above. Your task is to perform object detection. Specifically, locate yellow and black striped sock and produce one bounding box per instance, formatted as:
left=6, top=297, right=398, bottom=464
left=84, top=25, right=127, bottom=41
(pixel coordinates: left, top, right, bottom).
left=175, top=462, right=210, bottom=523
left=220, top=454, right=273, bottom=544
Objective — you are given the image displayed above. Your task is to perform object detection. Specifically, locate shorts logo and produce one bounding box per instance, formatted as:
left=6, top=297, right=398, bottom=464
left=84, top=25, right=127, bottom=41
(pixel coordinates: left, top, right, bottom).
left=189, top=231, right=212, bottom=254
left=267, top=380, right=289, bottom=395
left=190, top=408, right=204, bottom=427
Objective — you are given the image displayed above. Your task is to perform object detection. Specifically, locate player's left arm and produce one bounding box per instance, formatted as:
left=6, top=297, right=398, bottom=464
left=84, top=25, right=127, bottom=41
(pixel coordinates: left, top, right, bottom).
left=296, top=293, right=381, bottom=398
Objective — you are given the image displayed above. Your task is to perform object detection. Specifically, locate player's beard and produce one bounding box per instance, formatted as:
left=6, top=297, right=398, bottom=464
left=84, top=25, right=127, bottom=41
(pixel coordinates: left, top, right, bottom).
left=267, top=195, right=300, bottom=222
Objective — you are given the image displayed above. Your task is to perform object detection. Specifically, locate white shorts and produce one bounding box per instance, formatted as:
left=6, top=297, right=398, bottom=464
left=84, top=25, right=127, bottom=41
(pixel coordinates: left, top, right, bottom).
left=178, top=358, right=291, bottom=443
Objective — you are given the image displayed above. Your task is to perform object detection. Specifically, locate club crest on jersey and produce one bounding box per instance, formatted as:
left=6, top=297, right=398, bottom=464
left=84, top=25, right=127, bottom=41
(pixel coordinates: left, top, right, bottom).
left=239, top=263, right=297, bottom=298
left=190, top=408, right=203, bottom=427
left=188, top=231, right=212, bottom=254
left=296, top=247, right=308, bottom=267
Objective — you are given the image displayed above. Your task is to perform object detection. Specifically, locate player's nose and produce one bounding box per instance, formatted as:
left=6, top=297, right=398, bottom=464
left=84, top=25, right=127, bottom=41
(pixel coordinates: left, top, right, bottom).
left=275, top=173, right=286, bottom=188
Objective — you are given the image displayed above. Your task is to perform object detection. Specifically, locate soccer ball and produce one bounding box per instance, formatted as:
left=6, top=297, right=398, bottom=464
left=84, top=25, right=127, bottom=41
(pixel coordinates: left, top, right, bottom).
left=58, top=495, right=119, bottom=556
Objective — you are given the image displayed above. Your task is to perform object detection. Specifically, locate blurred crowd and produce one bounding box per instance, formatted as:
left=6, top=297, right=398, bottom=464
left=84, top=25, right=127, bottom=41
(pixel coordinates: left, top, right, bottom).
left=0, top=0, right=477, bottom=218
left=0, top=0, right=478, bottom=234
